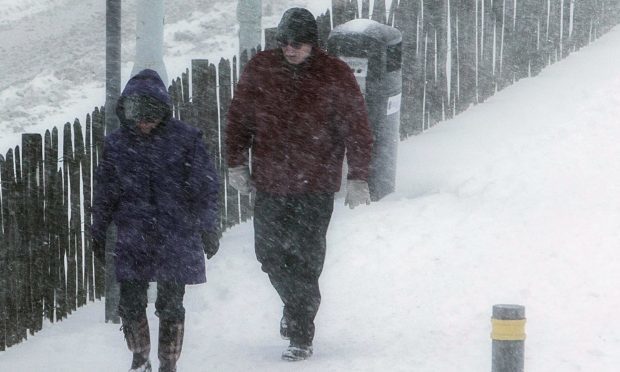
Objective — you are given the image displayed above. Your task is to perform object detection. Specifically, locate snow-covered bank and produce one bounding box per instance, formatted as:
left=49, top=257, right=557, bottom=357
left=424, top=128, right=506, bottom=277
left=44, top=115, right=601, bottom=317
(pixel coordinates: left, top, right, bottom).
left=0, top=0, right=330, bottom=141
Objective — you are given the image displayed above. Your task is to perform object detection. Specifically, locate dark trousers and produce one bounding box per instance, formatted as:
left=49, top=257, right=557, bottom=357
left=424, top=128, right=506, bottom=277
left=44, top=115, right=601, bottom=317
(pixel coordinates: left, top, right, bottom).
left=118, top=280, right=186, bottom=322
left=118, top=281, right=186, bottom=369
left=253, top=192, right=334, bottom=345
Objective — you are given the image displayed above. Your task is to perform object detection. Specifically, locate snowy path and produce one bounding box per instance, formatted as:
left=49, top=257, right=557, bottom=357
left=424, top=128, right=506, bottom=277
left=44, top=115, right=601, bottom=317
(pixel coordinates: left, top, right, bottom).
left=1, top=4, right=620, bottom=372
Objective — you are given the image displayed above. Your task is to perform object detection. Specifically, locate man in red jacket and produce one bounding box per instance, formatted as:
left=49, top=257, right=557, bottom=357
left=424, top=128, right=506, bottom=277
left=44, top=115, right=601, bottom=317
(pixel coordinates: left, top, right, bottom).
left=226, top=7, right=373, bottom=361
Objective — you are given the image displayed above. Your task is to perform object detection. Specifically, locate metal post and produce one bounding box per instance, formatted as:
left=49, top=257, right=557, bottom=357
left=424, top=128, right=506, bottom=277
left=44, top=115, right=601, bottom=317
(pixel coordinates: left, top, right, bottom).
left=131, top=0, right=168, bottom=83
left=106, top=0, right=121, bottom=135
left=237, top=0, right=262, bottom=57
left=491, top=304, right=526, bottom=372
left=105, top=0, right=121, bottom=324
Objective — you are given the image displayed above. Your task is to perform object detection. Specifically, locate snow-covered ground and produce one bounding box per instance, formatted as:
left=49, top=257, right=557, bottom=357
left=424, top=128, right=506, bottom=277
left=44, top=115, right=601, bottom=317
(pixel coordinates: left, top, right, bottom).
left=1, top=1, right=620, bottom=371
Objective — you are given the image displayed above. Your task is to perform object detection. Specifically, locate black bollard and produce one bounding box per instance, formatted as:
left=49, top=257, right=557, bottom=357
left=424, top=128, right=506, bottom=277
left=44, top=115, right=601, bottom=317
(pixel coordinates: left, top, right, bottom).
left=491, top=304, right=526, bottom=372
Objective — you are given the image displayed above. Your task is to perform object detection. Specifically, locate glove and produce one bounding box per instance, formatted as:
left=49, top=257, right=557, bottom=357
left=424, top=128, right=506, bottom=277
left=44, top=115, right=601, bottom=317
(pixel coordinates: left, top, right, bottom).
left=344, top=180, right=371, bottom=209
left=92, top=239, right=106, bottom=265
left=228, top=165, right=254, bottom=195
left=202, top=231, right=220, bottom=259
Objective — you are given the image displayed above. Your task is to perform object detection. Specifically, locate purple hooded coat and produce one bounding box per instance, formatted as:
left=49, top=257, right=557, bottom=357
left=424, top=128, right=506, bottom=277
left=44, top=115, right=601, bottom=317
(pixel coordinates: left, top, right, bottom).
left=92, top=69, right=219, bottom=284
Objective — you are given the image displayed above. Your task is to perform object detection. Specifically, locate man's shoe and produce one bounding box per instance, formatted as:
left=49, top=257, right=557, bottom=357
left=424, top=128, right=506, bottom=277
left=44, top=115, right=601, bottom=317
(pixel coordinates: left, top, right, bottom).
left=281, top=342, right=313, bottom=361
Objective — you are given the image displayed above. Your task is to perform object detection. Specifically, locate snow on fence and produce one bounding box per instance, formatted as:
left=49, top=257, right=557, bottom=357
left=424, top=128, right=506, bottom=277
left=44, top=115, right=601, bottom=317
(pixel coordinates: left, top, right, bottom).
left=1, top=0, right=619, bottom=352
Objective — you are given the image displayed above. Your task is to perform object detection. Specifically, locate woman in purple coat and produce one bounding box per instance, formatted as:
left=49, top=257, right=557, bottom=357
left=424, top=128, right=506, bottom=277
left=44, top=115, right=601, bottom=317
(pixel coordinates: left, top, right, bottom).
left=92, top=69, right=219, bottom=372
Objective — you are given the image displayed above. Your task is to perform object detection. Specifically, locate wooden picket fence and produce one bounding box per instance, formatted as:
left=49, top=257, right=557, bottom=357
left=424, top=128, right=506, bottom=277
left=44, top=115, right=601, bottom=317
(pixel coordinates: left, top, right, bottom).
left=331, top=0, right=620, bottom=136
left=1, top=0, right=619, bottom=351
left=0, top=110, right=107, bottom=350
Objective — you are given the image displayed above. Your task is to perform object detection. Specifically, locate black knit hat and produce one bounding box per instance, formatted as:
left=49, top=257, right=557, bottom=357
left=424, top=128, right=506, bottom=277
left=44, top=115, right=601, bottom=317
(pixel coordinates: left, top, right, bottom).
left=276, top=8, right=318, bottom=46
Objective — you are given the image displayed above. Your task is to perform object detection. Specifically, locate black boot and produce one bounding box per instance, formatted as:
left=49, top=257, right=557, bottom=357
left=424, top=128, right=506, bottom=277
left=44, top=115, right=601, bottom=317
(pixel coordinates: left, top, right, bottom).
left=158, top=319, right=184, bottom=372
left=280, top=313, right=290, bottom=340
left=129, top=359, right=152, bottom=372
left=121, top=316, right=152, bottom=371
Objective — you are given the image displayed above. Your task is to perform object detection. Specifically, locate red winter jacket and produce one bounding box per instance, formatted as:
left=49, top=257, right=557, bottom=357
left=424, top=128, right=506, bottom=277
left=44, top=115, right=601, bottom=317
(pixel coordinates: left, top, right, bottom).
left=226, top=47, right=373, bottom=195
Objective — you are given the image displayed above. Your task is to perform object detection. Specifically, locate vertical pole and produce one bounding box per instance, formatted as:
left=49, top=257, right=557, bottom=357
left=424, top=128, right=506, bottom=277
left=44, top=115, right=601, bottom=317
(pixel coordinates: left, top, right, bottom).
left=106, top=0, right=121, bottom=136
left=131, top=0, right=168, bottom=83
left=491, top=304, right=526, bottom=372
left=131, top=0, right=168, bottom=303
left=105, top=0, right=121, bottom=324
left=237, top=0, right=262, bottom=60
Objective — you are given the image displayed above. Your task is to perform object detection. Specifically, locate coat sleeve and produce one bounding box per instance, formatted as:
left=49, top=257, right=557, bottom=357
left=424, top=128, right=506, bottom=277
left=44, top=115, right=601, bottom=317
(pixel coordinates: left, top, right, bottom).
left=91, top=139, right=121, bottom=243
left=335, top=63, right=374, bottom=182
left=225, top=60, right=257, bottom=167
left=187, top=133, right=220, bottom=233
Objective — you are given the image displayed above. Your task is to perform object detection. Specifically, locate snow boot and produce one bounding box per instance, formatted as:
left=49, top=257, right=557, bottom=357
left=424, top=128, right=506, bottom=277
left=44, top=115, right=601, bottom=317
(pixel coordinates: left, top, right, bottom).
left=281, top=341, right=313, bottom=361
left=280, top=315, right=290, bottom=340
left=158, top=319, right=184, bottom=372
left=121, top=316, right=151, bottom=372
left=129, top=359, right=152, bottom=372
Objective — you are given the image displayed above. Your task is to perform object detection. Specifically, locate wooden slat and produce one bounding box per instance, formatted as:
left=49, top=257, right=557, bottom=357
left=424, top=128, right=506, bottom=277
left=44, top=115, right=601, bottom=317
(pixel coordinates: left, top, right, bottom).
left=548, top=0, right=562, bottom=65
left=0, top=154, right=6, bottom=350
left=343, top=0, right=356, bottom=23
left=448, top=0, right=459, bottom=117
left=395, top=0, right=422, bottom=136
left=55, top=165, right=67, bottom=320
left=22, top=134, right=44, bottom=334
left=192, top=60, right=224, bottom=230
left=528, top=0, right=547, bottom=77
left=43, top=130, right=56, bottom=322
left=63, top=122, right=75, bottom=315
left=13, top=145, right=29, bottom=343
left=175, top=77, right=184, bottom=120
left=91, top=109, right=105, bottom=300
left=421, top=0, right=442, bottom=129
left=218, top=58, right=239, bottom=229
left=181, top=69, right=191, bottom=121
left=332, top=0, right=347, bottom=28
left=3, top=149, right=20, bottom=347
left=478, top=0, right=496, bottom=102
left=316, top=10, right=332, bottom=50
left=561, top=0, right=572, bottom=58
left=73, top=120, right=86, bottom=307
left=361, top=0, right=370, bottom=18
left=371, top=0, right=386, bottom=24
left=349, top=0, right=359, bottom=21
left=230, top=56, right=252, bottom=222
left=84, top=114, right=93, bottom=302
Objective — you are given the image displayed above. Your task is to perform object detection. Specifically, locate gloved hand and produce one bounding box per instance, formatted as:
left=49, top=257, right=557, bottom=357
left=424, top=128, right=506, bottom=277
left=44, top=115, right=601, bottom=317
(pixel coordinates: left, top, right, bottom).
left=344, top=180, right=371, bottom=209
left=202, top=231, right=220, bottom=259
left=228, top=165, right=254, bottom=195
left=92, top=239, right=106, bottom=265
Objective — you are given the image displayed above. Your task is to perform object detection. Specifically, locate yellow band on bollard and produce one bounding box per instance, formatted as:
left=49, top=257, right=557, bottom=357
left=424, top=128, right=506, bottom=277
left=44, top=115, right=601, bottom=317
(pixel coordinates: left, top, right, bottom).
left=491, top=318, right=526, bottom=341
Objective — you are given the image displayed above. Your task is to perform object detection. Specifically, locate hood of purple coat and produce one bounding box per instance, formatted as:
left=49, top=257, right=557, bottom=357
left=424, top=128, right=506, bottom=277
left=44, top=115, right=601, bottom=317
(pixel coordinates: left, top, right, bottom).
left=116, top=69, right=172, bottom=128
left=122, top=69, right=171, bottom=105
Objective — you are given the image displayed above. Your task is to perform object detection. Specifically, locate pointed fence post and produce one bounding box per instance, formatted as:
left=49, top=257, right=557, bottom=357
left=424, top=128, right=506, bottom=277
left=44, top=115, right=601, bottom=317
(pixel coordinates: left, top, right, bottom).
left=491, top=304, right=526, bottom=372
